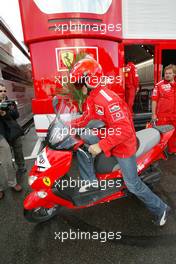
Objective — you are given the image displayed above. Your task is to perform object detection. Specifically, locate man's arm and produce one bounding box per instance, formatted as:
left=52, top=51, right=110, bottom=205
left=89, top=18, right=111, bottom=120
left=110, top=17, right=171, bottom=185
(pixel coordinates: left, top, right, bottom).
left=98, top=100, right=135, bottom=157
left=151, top=83, right=159, bottom=120
left=152, top=101, right=157, bottom=120
left=134, top=68, right=140, bottom=91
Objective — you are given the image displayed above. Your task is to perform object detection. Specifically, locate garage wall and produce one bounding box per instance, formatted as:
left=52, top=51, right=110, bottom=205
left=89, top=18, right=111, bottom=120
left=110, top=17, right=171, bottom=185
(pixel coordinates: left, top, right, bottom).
left=122, top=0, right=176, bottom=39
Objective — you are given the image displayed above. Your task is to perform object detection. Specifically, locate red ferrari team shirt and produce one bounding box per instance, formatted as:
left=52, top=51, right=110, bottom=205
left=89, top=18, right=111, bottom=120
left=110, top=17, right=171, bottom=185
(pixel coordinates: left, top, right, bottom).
left=125, top=62, right=139, bottom=89
left=71, top=85, right=137, bottom=158
left=152, top=80, right=176, bottom=119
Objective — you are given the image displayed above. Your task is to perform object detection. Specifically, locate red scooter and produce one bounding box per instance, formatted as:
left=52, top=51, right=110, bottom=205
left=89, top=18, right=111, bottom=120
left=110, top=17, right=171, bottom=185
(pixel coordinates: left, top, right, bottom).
left=24, top=98, right=174, bottom=223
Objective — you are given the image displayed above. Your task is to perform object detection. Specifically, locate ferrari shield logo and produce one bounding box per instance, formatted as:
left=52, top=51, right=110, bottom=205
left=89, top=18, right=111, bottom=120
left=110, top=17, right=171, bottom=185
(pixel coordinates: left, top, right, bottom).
left=61, top=51, right=74, bottom=68
left=56, top=47, right=98, bottom=72
left=43, top=177, right=51, bottom=187
left=95, top=105, right=104, bottom=115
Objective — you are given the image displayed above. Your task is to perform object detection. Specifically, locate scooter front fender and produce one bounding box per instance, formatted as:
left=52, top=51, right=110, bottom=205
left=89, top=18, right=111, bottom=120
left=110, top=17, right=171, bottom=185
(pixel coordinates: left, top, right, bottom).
left=24, top=191, right=55, bottom=210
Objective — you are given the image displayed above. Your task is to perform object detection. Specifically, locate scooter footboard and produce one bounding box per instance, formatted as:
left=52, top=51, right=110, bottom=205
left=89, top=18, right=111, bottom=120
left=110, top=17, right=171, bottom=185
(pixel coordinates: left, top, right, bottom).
left=140, top=164, right=161, bottom=185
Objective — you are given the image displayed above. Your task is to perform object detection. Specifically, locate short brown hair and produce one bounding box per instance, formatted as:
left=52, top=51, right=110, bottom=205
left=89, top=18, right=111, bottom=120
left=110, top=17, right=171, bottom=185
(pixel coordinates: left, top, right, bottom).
left=164, top=64, right=176, bottom=74
left=0, top=83, right=5, bottom=87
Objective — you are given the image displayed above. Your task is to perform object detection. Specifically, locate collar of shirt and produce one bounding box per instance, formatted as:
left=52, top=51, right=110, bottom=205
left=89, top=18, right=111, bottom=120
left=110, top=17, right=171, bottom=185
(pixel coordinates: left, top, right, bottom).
left=163, top=79, right=176, bottom=86
left=89, top=84, right=104, bottom=97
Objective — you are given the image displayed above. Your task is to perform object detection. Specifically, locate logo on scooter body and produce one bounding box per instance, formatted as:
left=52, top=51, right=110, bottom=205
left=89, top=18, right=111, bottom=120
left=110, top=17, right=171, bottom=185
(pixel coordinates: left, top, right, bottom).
left=43, top=177, right=51, bottom=187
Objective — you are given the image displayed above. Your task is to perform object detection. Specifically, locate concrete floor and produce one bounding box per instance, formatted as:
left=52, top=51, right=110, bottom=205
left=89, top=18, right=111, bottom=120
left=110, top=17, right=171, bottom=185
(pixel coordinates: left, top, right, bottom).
left=0, top=126, right=176, bottom=264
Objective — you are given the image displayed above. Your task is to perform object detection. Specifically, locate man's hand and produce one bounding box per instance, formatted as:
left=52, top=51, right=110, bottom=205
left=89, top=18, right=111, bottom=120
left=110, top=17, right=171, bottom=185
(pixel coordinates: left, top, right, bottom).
left=0, top=110, right=6, bottom=116
left=152, top=113, right=158, bottom=121
left=88, top=143, right=102, bottom=157
left=136, top=87, right=140, bottom=94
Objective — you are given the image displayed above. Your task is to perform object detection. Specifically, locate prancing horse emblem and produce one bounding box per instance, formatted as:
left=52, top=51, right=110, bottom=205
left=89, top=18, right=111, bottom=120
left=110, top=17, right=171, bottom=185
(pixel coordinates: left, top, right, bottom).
left=61, top=51, right=74, bottom=68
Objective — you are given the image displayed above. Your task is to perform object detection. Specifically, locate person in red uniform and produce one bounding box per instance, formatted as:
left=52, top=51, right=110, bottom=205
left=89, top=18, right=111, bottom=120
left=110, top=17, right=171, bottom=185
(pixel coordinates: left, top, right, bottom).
left=152, top=64, right=176, bottom=154
left=70, top=55, right=169, bottom=226
left=125, top=62, right=139, bottom=113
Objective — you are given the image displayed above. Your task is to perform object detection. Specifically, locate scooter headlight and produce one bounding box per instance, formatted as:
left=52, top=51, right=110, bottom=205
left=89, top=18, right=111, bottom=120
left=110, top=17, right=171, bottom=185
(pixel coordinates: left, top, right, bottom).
left=37, top=191, right=48, bottom=198
left=28, top=176, right=38, bottom=186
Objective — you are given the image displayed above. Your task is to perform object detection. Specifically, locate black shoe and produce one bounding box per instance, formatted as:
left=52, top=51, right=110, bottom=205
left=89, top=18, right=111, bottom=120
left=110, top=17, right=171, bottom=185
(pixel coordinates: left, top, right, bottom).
left=153, top=207, right=171, bottom=227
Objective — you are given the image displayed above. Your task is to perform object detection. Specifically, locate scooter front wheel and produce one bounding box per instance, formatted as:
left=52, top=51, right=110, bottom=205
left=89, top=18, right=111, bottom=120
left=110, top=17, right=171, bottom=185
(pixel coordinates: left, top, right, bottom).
left=24, top=206, right=60, bottom=223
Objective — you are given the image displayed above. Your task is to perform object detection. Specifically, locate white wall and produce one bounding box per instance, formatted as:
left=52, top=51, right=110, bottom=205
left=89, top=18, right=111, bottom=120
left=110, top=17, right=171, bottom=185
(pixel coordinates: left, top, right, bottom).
left=122, top=0, right=176, bottom=39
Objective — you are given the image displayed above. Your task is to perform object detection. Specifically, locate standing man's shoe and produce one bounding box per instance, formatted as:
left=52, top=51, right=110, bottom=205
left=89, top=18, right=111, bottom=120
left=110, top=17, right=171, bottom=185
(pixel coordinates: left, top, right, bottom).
left=0, top=191, right=5, bottom=200
left=12, top=184, right=22, bottom=192
left=153, top=207, right=171, bottom=226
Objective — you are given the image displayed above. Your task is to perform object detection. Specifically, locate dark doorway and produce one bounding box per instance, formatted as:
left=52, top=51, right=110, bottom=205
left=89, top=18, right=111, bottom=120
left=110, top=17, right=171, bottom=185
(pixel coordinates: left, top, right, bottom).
left=125, top=45, right=154, bottom=113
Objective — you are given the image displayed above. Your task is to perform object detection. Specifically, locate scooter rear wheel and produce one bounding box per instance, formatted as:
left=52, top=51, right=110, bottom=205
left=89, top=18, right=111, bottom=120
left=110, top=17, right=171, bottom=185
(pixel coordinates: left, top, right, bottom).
left=24, top=206, right=60, bottom=223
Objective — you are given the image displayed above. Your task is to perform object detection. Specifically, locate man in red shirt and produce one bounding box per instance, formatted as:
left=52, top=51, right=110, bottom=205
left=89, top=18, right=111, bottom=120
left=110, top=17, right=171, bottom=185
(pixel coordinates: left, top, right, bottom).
left=70, top=56, right=169, bottom=226
left=125, top=62, right=139, bottom=113
left=152, top=64, right=176, bottom=154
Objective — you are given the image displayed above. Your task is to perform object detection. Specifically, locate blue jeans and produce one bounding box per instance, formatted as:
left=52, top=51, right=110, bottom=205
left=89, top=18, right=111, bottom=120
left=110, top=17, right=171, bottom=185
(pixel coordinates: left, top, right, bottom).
left=77, top=149, right=97, bottom=182
left=77, top=149, right=167, bottom=216
left=116, top=155, right=167, bottom=216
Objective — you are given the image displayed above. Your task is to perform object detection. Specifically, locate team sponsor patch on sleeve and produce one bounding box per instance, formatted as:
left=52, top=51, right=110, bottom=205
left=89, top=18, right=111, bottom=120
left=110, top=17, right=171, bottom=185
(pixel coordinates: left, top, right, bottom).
left=95, top=105, right=104, bottom=115
left=162, top=84, right=172, bottom=91
left=111, top=111, right=124, bottom=122
left=108, top=103, right=121, bottom=113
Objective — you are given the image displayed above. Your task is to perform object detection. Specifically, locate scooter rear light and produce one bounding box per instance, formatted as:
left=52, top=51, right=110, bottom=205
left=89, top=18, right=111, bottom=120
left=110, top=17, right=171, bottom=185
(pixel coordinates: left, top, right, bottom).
left=37, top=191, right=48, bottom=198
left=28, top=176, right=38, bottom=186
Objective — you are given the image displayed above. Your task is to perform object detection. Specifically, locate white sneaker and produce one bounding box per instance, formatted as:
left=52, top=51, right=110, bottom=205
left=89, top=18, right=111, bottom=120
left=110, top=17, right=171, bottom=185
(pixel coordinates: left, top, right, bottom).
left=153, top=207, right=171, bottom=227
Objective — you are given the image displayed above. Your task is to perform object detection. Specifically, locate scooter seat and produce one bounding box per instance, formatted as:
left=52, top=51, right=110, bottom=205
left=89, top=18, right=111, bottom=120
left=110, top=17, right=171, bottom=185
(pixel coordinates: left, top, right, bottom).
left=112, top=128, right=160, bottom=172
left=136, top=128, right=160, bottom=158
left=95, top=128, right=160, bottom=174
left=91, top=128, right=160, bottom=174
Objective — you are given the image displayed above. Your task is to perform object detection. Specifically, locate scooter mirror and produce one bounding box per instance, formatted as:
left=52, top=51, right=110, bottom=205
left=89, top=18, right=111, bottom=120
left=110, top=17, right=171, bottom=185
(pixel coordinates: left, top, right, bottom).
left=86, top=119, right=105, bottom=129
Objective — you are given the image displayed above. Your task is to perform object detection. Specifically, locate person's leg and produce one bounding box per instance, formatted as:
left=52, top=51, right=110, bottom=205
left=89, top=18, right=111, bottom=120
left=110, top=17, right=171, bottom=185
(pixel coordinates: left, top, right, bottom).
left=0, top=137, right=17, bottom=190
left=125, top=88, right=130, bottom=107
left=125, top=86, right=135, bottom=113
left=167, top=120, right=176, bottom=154
left=128, top=89, right=136, bottom=113
left=10, top=137, right=26, bottom=172
left=0, top=142, right=7, bottom=192
left=116, top=155, right=168, bottom=216
left=77, top=148, right=97, bottom=183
